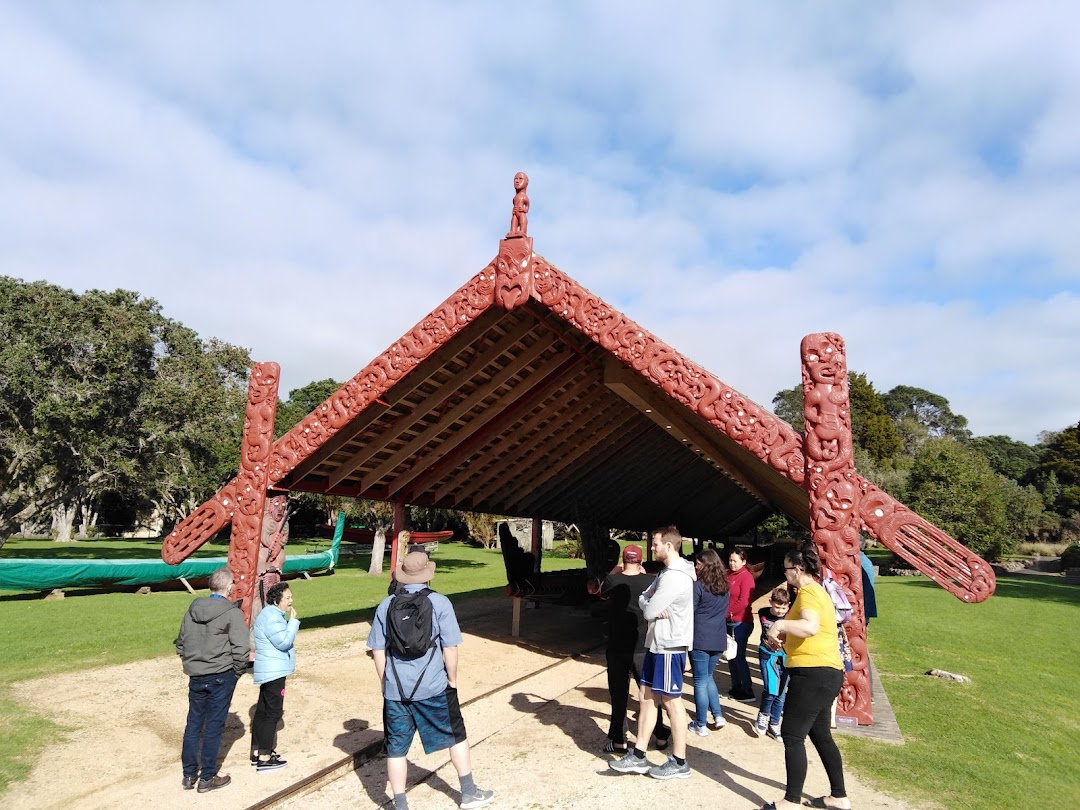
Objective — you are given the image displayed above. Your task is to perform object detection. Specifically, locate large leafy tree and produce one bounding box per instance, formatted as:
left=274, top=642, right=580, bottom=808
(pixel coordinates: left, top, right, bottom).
left=848, top=372, right=904, bottom=462
left=906, top=437, right=1012, bottom=559
left=1026, top=422, right=1080, bottom=517
left=134, top=324, right=252, bottom=532
left=0, top=276, right=251, bottom=543
left=883, top=385, right=971, bottom=448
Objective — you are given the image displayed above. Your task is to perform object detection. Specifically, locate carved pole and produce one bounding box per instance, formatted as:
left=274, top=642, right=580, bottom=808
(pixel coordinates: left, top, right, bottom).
left=227, top=362, right=280, bottom=624
left=801, top=333, right=871, bottom=724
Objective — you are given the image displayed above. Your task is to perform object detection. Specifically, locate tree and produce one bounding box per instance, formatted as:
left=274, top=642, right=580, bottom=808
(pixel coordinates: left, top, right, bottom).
left=135, top=325, right=252, bottom=531
left=1025, top=422, right=1080, bottom=517
left=883, top=385, right=971, bottom=443
left=771, top=385, right=803, bottom=428
left=0, top=276, right=251, bottom=543
left=906, top=438, right=1012, bottom=559
left=969, top=435, right=1040, bottom=482
left=848, top=372, right=903, bottom=461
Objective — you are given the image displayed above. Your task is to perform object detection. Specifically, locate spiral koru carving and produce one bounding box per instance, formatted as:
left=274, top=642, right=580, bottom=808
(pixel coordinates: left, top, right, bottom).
left=802, top=333, right=870, bottom=724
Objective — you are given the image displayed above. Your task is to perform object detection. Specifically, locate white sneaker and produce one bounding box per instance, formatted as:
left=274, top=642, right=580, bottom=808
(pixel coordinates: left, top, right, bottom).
left=753, top=714, right=768, bottom=737
left=709, top=715, right=727, bottom=729
left=767, top=722, right=782, bottom=741
left=688, top=721, right=709, bottom=737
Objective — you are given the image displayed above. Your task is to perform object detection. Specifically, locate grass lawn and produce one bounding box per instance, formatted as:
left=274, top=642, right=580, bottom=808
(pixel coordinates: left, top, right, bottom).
left=3, top=538, right=1078, bottom=808
left=841, top=572, right=1080, bottom=810
left=0, top=537, right=583, bottom=793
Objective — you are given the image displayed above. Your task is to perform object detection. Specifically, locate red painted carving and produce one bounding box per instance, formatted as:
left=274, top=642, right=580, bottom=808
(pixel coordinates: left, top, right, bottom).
left=801, top=333, right=870, bottom=724
left=162, top=268, right=496, bottom=563
left=494, top=235, right=535, bottom=311
left=507, top=171, right=529, bottom=238
left=531, top=260, right=995, bottom=604
left=858, top=485, right=995, bottom=602
left=161, top=485, right=237, bottom=565
left=227, top=361, right=280, bottom=622
left=251, top=492, right=289, bottom=626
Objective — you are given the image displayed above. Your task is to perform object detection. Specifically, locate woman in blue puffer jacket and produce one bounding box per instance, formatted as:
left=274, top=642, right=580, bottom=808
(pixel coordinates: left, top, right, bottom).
left=250, top=582, right=300, bottom=771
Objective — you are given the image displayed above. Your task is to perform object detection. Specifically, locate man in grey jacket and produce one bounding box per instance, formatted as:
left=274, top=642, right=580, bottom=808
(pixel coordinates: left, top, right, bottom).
left=175, top=567, right=250, bottom=793
left=610, top=526, right=696, bottom=780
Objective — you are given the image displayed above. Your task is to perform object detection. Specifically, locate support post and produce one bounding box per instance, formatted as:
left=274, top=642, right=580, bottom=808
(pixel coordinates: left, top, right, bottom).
left=530, top=517, right=542, bottom=579
left=389, top=500, right=408, bottom=574
left=512, top=595, right=522, bottom=638
left=227, top=362, right=280, bottom=624
left=801, top=334, right=871, bottom=724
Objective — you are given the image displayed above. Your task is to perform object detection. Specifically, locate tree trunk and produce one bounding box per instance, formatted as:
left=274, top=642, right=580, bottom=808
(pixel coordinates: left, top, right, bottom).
left=53, top=504, right=77, bottom=542
left=368, top=526, right=386, bottom=575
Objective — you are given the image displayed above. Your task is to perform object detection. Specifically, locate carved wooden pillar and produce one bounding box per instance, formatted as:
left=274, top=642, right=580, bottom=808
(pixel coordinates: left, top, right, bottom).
left=390, top=500, right=408, bottom=573
left=227, top=362, right=280, bottom=624
left=801, top=333, right=871, bottom=724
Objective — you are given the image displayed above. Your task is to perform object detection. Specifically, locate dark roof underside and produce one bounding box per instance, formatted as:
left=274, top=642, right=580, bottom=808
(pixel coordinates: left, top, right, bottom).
left=278, top=300, right=809, bottom=538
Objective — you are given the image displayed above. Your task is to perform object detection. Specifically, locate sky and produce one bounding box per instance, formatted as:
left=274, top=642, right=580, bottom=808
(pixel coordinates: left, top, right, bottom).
left=2, top=1, right=1078, bottom=445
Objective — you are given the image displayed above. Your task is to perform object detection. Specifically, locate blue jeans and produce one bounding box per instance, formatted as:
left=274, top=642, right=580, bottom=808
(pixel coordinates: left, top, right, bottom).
left=688, top=649, right=723, bottom=726
left=727, top=621, right=754, bottom=695
left=182, top=671, right=239, bottom=780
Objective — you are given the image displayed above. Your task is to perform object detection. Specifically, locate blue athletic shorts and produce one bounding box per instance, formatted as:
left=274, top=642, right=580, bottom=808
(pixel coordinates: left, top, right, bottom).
left=640, top=651, right=686, bottom=697
left=383, top=687, right=468, bottom=757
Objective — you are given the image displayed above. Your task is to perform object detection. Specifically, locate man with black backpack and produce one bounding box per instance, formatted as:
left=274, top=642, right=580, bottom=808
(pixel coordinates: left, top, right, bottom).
left=368, top=549, right=496, bottom=810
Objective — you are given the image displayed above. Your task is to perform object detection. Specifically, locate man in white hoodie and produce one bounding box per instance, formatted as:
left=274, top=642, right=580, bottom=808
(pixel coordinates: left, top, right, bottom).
left=610, top=525, right=696, bottom=780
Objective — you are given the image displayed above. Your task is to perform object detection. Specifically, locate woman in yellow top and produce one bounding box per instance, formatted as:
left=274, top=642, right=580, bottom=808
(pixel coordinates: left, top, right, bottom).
left=761, top=542, right=849, bottom=810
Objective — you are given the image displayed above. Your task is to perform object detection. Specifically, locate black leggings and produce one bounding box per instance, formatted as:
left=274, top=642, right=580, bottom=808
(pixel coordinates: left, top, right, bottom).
left=605, top=648, right=668, bottom=743
left=780, top=667, right=846, bottom=803
left=251, top=677, right=286, bottom=756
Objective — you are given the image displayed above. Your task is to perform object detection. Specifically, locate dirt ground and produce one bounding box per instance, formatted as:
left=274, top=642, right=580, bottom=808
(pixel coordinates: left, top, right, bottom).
left=6, top=595, right=927, bottom=810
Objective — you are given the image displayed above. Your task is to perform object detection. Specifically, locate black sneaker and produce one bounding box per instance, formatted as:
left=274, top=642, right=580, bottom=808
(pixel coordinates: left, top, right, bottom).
left=181, top=775, right=197, bottom=790
left=196, top=774, right=231, bottom=793
left=256, top=753, right=287, bottom=772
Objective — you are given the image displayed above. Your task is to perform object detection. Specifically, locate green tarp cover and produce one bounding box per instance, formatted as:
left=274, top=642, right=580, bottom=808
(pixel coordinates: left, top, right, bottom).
left=0, top=516, right=342, bottom=591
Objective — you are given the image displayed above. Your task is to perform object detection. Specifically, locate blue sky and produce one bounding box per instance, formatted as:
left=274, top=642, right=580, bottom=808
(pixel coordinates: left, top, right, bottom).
left=2, top=1, right=1078, bottom=444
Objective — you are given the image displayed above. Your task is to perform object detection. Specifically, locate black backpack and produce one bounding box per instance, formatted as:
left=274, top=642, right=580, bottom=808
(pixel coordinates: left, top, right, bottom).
left=386, top=588, right=440, bottom=702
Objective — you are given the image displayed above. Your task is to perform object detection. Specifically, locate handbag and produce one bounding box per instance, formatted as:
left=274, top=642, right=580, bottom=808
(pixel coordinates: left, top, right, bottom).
left=722, top=632, right=738, bottom=661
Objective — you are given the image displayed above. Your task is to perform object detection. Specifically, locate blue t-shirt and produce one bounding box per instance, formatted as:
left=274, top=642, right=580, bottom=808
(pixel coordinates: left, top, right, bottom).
left=367, top=584, right=463, bottom=702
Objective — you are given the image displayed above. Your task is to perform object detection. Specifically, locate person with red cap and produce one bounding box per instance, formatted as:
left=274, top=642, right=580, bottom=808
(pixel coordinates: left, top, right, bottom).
left=600, top=543, right=670, bottom=754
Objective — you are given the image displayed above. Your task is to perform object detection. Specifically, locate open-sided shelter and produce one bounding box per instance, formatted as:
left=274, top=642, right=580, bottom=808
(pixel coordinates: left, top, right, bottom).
left=162, top=173, right=994, bottom=724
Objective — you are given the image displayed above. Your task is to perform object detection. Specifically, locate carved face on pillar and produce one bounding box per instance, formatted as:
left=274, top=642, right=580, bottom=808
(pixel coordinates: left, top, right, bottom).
left=513, top=171, right=528, bottom=191
left=267, top=495, right=288, bottom=523
left=803, top=334, right=845, bottom=387
left=817, top=475, right=858, bottom=531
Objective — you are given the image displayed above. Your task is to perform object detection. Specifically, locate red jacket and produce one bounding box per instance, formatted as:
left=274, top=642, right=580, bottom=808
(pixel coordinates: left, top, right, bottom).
left=727, top=567, right=754, bottom=623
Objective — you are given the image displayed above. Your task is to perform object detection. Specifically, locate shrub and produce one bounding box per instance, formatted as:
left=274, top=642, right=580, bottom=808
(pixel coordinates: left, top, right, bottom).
left=1061, top=543, right=1080, bottom=570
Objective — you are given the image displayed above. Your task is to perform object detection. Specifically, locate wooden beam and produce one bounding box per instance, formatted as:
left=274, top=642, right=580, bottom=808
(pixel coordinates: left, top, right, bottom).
left=502, top=409, right=637, bottom=512
left=423, top=360, right=591, bottom=505
left=458, top=376, right=601, bottom=506
left=495, top=403, right=624, bottom=510
left=357, top=332, right=557, bottom=493
left=603, top=357, right=770, bottom=504
left=523, top=419, right=657, bottom=517
left=325, top=316, right=540, bottom=490
left=388, top=354, right=583, bottom=501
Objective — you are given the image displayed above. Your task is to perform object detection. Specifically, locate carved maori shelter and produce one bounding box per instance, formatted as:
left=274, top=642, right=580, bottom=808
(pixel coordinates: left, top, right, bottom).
left=162, top=173, right=994, bottom=723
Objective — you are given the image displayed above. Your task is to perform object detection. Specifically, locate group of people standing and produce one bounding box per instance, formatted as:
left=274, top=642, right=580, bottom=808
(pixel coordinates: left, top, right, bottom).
left=174, top=529, right=852, bottom=810
left=604, top=528, right=851, bottom=810
left=174, top=568, right=300, bottom=793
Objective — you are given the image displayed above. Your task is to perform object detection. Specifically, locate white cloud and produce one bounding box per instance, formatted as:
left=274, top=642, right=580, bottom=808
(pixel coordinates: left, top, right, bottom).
left=2, top=1, right=1078, bottom=445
